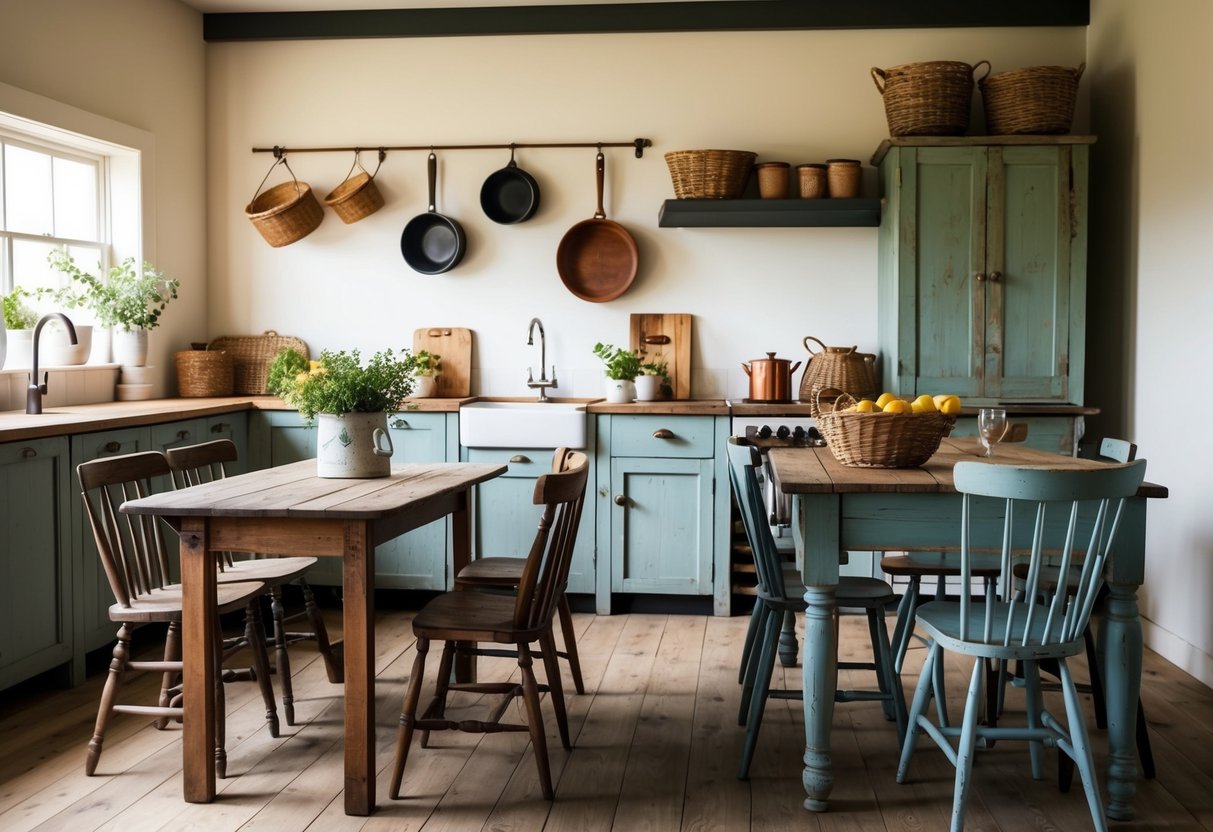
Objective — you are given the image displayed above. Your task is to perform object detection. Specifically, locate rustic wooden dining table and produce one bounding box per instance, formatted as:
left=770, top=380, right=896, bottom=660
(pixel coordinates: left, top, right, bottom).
left=121, top=459, right=506, bottom=816
left=767, top=437, right=1168, bottom=822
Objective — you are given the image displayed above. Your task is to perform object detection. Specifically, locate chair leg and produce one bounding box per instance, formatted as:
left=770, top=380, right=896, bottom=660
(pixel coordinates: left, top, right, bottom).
left=897, top=640, right=939, bottom=784
left=421, top=642, right=455, bottom=749
left=155, top=621, right=181, bottom=730
left=214, top=621, right=227, bottom=780
left=949, top=657, right=986, bottom=832
left=737, top=612, right=780, bottom=780
left=86, top=624, right=132, bottom=775
left=245, top=600, right=280, bottom=738
left=1023, top=661, right=1046, bottom=781
left=556, top=595, right=585, bottom=695
left=539, top=629, right=572, bottom=750
left=871, top=605, right=907, bottom=746
left=1058, top=659, right=1109, bottom=832
left=390, top=635, right=429, bottom=800
left=738, top=602, right=773, bottom=726
left=739, top=598, right=764, bottom=684
left=518, top=643, right=555, bottom=800
left=891, top=576, right=920, bottom=674
left=300, top=578, right=342, bottom=684
left=268, top=586, right=295, bottom=726
left=931, top=639, right=950, bottom=728
left=1136, top=698, right=1156, bottom=779
left=1083, top=624, right=1108, bottom=730
left=866, top=607, right=897, bottom=724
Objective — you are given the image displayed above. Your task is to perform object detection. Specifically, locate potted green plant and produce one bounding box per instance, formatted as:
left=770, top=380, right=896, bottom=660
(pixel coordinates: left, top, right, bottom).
left=267, top=346, right=418, bottom=478
left=411, top=349, right=441, bottom=398
left=2, top=287, right=40, bottom=369
left=635, top=358, right=669, bottom=402
left=47, top=249, right=179, bottom=366
left=593, top=342, right=641, bottom=403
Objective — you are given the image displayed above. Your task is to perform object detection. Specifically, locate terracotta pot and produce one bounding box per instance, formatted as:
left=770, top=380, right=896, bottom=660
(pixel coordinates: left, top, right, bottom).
left=741, top=352, right=802, bottom=402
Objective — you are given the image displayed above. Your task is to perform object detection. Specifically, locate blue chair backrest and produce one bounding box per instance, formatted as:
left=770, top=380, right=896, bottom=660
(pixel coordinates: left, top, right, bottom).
left=726, top=438, right=790, bottom=601
left=952, top=459, right=1147, bottom=647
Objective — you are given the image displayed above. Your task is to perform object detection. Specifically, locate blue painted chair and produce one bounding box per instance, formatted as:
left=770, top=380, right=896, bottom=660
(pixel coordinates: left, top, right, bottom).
left=727, top=438, right=906, bottom=780
left=896, top=458, right=1147, bottom=832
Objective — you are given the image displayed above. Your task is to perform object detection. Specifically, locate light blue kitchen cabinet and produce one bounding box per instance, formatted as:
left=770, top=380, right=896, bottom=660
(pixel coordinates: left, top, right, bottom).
left=205, top=411, right=249, bottom=472
left=0, top=437, right=73, bottom=690
left=247, top=409, right=454, bottom=589
left=463, top=432, right=597, bottom=597
left=875, top=137, right=1091, bottom=406
left=596, top=414, right=731, bottom=615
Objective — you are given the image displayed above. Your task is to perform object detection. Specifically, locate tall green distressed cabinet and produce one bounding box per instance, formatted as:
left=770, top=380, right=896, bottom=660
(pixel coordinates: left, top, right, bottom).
left=874, top=136, right=1093, bottom=413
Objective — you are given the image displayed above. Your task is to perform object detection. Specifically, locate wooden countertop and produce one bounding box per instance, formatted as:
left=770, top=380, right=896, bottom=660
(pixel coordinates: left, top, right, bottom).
left=587, top=400, right=728, bottom=415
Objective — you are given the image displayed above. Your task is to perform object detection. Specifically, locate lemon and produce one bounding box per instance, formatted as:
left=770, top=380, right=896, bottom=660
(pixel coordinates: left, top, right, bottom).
left=939, top=395, right=962, bottom=415
left=911, top=394, right=937, bottom=413
left=875, top=392, right=898, bottom=409
left=883, top=399, right=913, bottom=414
left=932, top=394, right=950, bottom=409
left=854, top=399, right=877, bottom=413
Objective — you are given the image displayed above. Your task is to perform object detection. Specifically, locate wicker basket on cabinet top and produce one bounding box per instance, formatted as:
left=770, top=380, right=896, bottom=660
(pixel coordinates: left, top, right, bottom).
left=980, top=63, right=1084, bottom=135
left=208, top=331, right=308, bottom=395
left=871, top=60, right=989, bottom=136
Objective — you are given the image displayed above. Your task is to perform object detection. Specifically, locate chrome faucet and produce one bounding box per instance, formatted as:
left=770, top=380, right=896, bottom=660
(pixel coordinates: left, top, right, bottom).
left=27, top=313, right=78, bottom=414
left=525, top=317, right=558, bottom=402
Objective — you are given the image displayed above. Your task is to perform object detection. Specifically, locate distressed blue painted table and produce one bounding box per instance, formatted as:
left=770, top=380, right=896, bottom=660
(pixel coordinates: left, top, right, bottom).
left=767, top=437, right=1168, bottom=821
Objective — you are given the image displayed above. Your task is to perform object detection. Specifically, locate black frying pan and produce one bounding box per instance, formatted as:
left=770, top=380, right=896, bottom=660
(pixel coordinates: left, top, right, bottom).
left=480, top=146, right=540, bottom=224
left=401, top=152, right=466, bottom=274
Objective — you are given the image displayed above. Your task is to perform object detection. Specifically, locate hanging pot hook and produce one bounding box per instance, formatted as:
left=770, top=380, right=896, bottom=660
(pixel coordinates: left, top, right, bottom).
left=509, top=142, right=516, bottom=166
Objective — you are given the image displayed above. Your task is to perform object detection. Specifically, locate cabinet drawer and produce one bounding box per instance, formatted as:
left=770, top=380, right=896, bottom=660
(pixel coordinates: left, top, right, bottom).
left=465, top=448, right=552, bottom=478
left=610, top=415, right=714, bottom=458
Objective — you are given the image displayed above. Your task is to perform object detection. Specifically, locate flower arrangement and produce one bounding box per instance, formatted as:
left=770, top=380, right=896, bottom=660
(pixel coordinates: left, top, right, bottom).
left=592, top=342, right=642, bottom=380
left=267, top=347, right=417, bottom=422
left=47, top=249, right=179, bottom=331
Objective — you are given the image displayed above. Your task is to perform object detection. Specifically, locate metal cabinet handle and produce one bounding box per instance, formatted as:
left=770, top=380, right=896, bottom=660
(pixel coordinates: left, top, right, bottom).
left=104, top=441, right=121, bottom=453
left=177, top=430, right=190, bottom=440
left=509, top=454, right=530, bottom=464
left=21, top=447, right=37, bottom=459
left=975, top=273, right=986, bottom=282
left=614, top=494, right=628, bottom=506
left=210, top=422, right=228, bottom=433
left=652, top=428, right=675, bottom=440
left=391, top=418, right=408, bottom=429
left=989, top=271, right=1003, bottom=283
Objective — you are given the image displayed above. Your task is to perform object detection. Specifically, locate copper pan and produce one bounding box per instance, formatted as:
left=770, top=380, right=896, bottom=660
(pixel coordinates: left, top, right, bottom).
left=556, top=152, right=638, bottom=303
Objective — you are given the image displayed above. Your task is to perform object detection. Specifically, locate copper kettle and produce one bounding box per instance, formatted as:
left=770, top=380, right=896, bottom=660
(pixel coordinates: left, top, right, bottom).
left=741, top=352, right=802, bottom=402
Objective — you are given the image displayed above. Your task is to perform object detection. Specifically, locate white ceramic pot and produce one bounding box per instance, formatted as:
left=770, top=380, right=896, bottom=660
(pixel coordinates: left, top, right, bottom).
left=413, top=374, right=437, bottom=398
left=3, top=329, right=33, bottom=369
left=112, top=327, right=149, bottom=367
left=605, top=377, right=636, bottom=404
left=120, top=364, right=156, bottom=385
left=316, top=412, right=395, bottom=478
left=41, top=324, right=93, bottom=366
left=634, top=374, right=661, bottom=402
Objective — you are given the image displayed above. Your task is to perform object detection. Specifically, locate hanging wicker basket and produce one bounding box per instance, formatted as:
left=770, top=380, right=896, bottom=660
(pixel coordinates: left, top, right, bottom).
left=208, top=331, right=308, bottom=395
left=245, top=156, right=323, bottom=247
left=980, top=63, right=1084, bottom=135
left=664, top=149, right=757, bottom=198
left=871, top=60, right=989, bottom=136
left=175, top=349, right=235, bottom=397
left=323, top=149, right=386, bottom=224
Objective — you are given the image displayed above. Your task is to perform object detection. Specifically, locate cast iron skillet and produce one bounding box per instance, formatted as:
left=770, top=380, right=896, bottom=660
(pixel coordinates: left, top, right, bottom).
left=480, top=146, right=540, bottom=224
left=556, top=152, right=638, bottom=303
left=401, top=152, right=466, bottom=274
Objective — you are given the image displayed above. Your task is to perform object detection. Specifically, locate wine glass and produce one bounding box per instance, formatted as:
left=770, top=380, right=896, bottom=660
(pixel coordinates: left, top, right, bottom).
left=978, top=408, right=1008, bottom=457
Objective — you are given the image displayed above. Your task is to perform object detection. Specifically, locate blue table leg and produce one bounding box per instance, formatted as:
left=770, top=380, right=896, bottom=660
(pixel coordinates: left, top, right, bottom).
left=1102, top=580, right=1142, bottom=821
left=798, top=494, right=840, bottom=812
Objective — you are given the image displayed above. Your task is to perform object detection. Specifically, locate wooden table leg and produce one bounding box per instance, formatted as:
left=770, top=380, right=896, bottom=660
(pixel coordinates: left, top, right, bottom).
left=451, top=490, right=477, bottom=683
left=343, top=521, right=375, bottom=816
left=180, top=517, right=217, bottom=803
left=798, top=494, right=840, bottom=812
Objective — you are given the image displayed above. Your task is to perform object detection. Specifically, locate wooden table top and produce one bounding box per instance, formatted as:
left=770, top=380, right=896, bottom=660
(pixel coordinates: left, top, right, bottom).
left=121, top=459, right=507, bottom=520
left=768, top=437, right=1169, bottom=498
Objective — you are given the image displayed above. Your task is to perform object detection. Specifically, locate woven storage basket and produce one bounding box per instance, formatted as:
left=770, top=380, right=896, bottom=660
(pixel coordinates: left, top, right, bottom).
left=664, top=150, right=757, bottom=198
left=981, top=63, right=1084, bottom=135
left=245, top=157, right=324, bottom=247
left=815, top=391, right=956, bottom=468
left=175, top=349, right=235, bottom=397
left=871, top=60, right=988, bottom=136
left=323, top=171, right=385, bottom=224
left=208, top=331, right=308, bottom=395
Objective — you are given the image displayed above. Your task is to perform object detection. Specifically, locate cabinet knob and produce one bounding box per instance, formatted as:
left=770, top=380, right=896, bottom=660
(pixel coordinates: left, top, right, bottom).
left=614, top=494, right=628, bottom=507
left=509, top=454, right=531, bottom=464
left=210, top=422, right=228, bottom=433
left=177, top=430, right=190, bottom=440
left=104, top=441, right=121, bottom=453
left=975, top=273, right=986, bottom=282
left=988, top=271, right=1003, bottom=283
left=652, top=428, right=675, bottom=440
left=21, top=447, right=37, bottom=459
left=392, top=418, right=408, bottom=429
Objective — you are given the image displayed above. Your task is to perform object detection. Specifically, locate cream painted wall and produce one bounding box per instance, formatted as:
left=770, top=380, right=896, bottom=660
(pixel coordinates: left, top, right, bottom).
left=0, top=0, right=207, bottom=396
left=206, top=27, right=1085, bottom=400
left=1089, top=0, right=1213, bottom=686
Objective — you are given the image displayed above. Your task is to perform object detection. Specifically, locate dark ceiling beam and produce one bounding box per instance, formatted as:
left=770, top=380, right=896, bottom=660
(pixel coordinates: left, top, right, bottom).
left=202, top=1, right=1089, bottom=42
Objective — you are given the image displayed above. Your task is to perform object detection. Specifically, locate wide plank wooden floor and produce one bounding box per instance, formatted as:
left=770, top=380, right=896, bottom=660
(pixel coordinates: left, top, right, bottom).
left=1, top=606, right=1211, bottom=832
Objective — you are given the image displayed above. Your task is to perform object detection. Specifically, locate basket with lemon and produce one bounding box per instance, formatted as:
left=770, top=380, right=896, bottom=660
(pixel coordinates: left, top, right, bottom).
left=815, top=388, right=961, bottom=468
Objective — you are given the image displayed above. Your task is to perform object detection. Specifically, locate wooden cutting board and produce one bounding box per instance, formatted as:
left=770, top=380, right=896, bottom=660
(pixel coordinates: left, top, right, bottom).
left=629, top=313, right=692, bottom=399
left=412, top=327, right=472, bottom=398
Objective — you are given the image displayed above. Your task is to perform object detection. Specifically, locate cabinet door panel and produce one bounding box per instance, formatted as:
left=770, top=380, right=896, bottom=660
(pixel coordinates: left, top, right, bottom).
left=611, top=457, right=712, bottom=595
left=911, top=147, right=986, bottom=397
left=376, top=415, right=447, bottom=589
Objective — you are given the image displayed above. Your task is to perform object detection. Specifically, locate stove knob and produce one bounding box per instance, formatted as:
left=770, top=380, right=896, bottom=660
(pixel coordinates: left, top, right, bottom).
left=792, top=425, right=806, bottom=440
left=757, top=424, right=773, bottom=439
left=775, top=425, right=791, bottom=440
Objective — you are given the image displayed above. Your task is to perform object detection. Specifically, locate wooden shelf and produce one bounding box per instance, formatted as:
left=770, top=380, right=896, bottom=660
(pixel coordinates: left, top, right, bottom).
left=658, top=198, right=881, bottom=228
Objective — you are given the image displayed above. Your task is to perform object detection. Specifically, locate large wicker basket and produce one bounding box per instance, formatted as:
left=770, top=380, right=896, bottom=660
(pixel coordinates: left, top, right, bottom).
left=175, top=349, right=235, bottom=397
left=324, top=171, right=384, bottom=224
left=245, top=157, right=323, bottom=247
left=664, top=150, right=756, bottom=198
left=208, top=331, right=308, bottom=395
left=816, top=391, right=956, bottom=468
left=871, top=60, right=989, bottom=136
left=980, top=63, right=1084, bottom=135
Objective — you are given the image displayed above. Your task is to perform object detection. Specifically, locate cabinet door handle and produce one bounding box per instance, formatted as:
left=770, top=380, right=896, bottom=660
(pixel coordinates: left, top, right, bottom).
left=988, top=270, right=1003, bottom=283
left=652, top=428, right=675, bottom=440
left=509, top=454, right=530, bottom=464
left=614, top=494, right=628, bottom=507
left=392, top=418, right=408, bottom=429
left=104, top=441, right=121, bottom=453
left=177, top=430, right=190, bottom=440
left=21, top=447, right=37, bottom=459
left=975, top=273, right=986, bottom=282
left=210, top=422, right=228, bottom=433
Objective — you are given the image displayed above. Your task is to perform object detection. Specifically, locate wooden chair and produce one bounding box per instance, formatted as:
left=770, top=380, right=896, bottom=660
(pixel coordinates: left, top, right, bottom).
left=726, top=438, right=907, bottom=780
left=389, top=450, right=590, bottom=801
left=453, top=447, right=585, bottom=694
left=164, top=439, right=342, bottom=725
left=896, top=458, right=1148, bottom=832
left=77, top=451, right=279, bottom=778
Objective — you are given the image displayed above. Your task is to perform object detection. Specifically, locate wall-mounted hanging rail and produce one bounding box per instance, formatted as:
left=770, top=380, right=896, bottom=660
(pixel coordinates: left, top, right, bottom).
left=253, top=138, right=653, bottom=159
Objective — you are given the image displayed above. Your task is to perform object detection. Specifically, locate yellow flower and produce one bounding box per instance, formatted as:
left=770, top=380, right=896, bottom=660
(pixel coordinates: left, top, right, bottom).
left=295, top=371, right=310, bottom=385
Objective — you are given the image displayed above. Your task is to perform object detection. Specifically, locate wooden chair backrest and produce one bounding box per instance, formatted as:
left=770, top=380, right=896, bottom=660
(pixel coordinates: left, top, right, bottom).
left=952, top=459, right=1147, bottom=647
left=726, top=437, right=790, bottom=602
left=164, top=439, right=240, bottom=568
left=77, top=451, right=175, bottom=609
left=513, top=448, right=589, bottom=631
